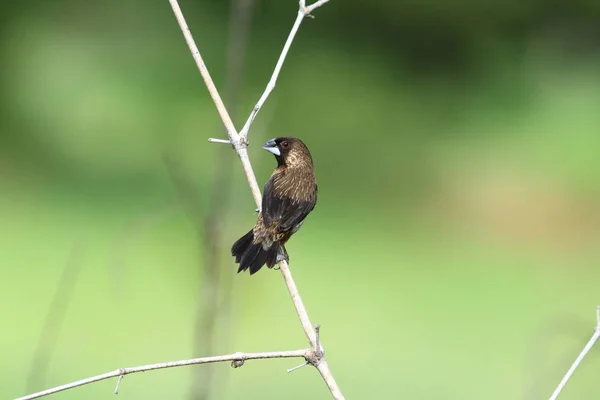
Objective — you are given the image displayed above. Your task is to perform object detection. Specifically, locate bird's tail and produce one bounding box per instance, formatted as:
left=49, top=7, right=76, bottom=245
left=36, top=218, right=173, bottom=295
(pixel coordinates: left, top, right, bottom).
left=231, top=230, right=280, bottom=275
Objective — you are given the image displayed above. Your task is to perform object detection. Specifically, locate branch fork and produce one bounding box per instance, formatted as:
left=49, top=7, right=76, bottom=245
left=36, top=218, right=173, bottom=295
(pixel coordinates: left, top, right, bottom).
left=15, top=0, right=343, bottom=399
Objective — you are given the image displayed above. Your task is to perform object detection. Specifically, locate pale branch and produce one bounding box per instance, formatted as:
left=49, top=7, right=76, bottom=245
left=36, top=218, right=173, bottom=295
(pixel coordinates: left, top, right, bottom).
left=167, top=0, right=237, bottom=139
left=170, top=0, right=344, bottom=398
left=219, top=0, right=330, bottom=140
left=167, top=0, right=263, bottom=205
left=238, top=0, right=330, bottom=138
left=14, top=350, right=309, bottom=400
left=287, top=361, right=309, bottom=373
left=305, top=0, right=331, bottom=14
left=207, top=138, right=231, bottom=144
left=237, top=9, right=298, bottom=138
left=279, top=259, right=319, bottom=346
left=16, top=1, right=343, bottom=399
left=548, top=306, right=600, bottom=400
left=113, top=375, right=124, bottom=395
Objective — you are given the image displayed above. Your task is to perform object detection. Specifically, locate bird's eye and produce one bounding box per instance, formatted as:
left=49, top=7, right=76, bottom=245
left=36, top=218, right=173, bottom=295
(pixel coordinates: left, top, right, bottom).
left=281, top=141, right=289, bottom=148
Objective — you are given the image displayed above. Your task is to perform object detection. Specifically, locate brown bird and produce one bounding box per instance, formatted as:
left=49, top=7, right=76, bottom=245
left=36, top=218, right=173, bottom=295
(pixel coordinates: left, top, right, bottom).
left=232, top=137, right=318, bottom=275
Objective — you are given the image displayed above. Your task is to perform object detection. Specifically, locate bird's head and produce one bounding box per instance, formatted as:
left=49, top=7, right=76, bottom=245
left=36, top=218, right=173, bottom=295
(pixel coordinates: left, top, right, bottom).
left=262, top=137, right=313, bottom=168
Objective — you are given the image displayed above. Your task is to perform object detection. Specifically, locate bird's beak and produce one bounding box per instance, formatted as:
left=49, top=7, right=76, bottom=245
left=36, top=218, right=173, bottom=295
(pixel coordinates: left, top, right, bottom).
left=262, top=139, right=280, bottom=156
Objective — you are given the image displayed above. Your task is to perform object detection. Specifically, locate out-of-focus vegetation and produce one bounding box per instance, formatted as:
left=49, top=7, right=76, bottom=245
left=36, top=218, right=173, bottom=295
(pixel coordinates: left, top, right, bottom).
left=2, top=0, right=600, bottom=399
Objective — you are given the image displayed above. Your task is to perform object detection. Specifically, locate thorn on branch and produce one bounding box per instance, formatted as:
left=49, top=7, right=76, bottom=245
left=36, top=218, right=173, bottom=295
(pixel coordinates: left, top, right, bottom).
left=208, top=138, right=232, bottom=145
left=287, top=361, right=308, bottom=373
left=114, top=371, right=125, bottom=394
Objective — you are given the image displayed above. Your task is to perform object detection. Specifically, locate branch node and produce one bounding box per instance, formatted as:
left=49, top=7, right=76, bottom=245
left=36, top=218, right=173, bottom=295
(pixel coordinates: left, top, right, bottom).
left=314, top=324, right=324, bottom=357
left=303, top=0, right=330, bottom=16
left=113, top=371, right=125, bottom=395
left=230, top=352, right=246, bottom=368
left=304, top=324, right=324, bottom=367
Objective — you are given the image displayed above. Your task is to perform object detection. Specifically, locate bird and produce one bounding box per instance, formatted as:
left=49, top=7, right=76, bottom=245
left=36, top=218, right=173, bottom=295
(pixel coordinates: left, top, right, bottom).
left=231, top=136, right=318, bottom=275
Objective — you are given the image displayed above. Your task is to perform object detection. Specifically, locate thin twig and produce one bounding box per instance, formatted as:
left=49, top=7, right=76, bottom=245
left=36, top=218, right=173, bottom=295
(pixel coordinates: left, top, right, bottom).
left=168, top=0, right=262, bottom=205
left=238, top=0, right=330, bottom=139
left=207, top=138, right=231, bottom=144
left=305, top=0, right=330, bottom=14
left=238, top=10, right=303, bottom=139
left=113, top=374, right=124, bottom=394
left=287, top=362, right=308, bottom=373
left=167, top=0, right=237, bottom=139
left=279, top=259, right=318, bottom=345
left=522, top=314, right=589, bottom=400
left=14, top=350, right=309, bottom=400
left=548, top=306, right=600, bottom=400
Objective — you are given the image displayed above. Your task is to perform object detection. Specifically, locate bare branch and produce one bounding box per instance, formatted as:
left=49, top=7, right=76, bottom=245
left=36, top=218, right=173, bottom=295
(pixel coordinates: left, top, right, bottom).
left=169, top=0, right=344, bottom=398
left=305, top=0, right=330, bottom=15
left=238, top=0, right=330, bottom=139
left=16, top=1, right=343, bottom=399
left=238, top=10, right=303, bottom=139
left=14, top=350, right=309, bottom=400
left=279, top=260, right=318, bottom=345
left=548, top=306, right=600, bottom=400
left=168, top=0, right=263, bottom=205
left=113, top=374, right=124, bottom=394
left=167, top=0, right=237, bottom=141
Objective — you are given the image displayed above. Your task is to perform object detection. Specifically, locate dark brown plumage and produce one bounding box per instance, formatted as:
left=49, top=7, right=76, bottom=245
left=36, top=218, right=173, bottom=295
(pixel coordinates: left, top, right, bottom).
left=231, top=137, right=318, bottom=275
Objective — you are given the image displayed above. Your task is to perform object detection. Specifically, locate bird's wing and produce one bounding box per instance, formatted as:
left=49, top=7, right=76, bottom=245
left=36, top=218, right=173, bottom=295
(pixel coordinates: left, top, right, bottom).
left=262, top=179, right=317, bottom=232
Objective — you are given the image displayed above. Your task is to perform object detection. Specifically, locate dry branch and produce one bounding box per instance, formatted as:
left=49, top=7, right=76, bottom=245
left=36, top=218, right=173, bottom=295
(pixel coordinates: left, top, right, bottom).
left=171, top=0, right=344, bottom=398
left=548, top=306, right=600, bottom=400
left=15, top=0, right=343, bottom=399
left=14, top=350, right=309, bottom=400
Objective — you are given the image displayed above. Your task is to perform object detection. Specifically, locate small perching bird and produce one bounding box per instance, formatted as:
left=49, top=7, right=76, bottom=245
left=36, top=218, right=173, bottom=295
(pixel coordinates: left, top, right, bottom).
left=231, top=137, right=318, bottom=275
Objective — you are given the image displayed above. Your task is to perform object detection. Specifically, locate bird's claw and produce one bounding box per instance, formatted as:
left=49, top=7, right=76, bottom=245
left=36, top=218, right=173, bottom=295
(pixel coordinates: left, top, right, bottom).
left=276, top=246, right=289, bottom=264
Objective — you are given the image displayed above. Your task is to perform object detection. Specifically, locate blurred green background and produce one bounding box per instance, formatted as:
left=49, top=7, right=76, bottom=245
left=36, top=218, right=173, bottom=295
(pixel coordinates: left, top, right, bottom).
left=2, top=0, right=600, bottom=399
